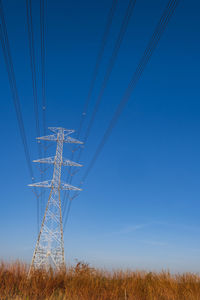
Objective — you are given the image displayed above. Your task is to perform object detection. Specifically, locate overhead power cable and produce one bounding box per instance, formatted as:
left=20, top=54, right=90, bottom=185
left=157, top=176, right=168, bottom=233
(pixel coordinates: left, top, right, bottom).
left=63, top=198, right=72, bottom=233
left=81, top=0, right=180, bottom=182
left=63, top=0, right=180, bottom=232
left=76, top=0, right=118, bottom=139
left=40, top=0, right=47, bottom=223
left=62, top=0, right=136, bottom=224
left=26, top=0, right=44, bottom=228
left=0, top=0, right=40, bottom=233
left=0, top=1, right=34, bottom=178
left=40, top=0, right=47, bottom=137
left=61, top=0, right=118, bottom=219
left=26, top=0, right=41, bottom=139
left=80, top=0, right=137, bottom=149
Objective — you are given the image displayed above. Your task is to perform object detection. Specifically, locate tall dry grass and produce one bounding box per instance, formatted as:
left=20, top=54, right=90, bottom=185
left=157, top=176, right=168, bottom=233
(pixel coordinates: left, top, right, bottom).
left=0, top=261, right=200, bottom=299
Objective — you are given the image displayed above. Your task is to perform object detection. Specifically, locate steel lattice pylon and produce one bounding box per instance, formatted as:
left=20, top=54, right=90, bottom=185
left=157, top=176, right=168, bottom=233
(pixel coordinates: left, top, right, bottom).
left=28, top=127, right=83, bottom=274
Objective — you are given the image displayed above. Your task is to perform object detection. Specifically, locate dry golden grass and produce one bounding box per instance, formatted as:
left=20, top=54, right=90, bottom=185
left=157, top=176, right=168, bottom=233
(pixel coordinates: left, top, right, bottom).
left=0, top=261, right=200, bottom=299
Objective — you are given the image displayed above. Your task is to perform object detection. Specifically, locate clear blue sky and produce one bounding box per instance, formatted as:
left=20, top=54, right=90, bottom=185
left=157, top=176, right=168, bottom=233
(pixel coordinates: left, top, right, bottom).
left=0, top=0, right=200, bottom=272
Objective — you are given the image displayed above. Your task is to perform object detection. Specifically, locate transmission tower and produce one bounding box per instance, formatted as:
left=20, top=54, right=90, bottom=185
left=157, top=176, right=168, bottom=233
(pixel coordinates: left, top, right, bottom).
left=28, top=127, right=83, bottom=273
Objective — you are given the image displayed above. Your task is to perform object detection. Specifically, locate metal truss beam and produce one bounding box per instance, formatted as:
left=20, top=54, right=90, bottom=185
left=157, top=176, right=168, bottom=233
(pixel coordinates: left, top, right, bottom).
left=29, top=127, right=83, bottom=274
left=33, top=156, right=82, bottom=167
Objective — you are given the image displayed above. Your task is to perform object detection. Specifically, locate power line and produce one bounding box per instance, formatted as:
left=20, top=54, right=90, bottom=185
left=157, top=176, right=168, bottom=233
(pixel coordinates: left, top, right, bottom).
left=62, top=0, right=118, bottom=220
left=80, top=0, right=137, bottom=148
left=0, top=1, right=33, bottom=179
left=62, top=0, right=137, bottom=218
left=76, top=0, right=118, bottom=139
left=63, top=0, right=180, bottom=232
left=0, top=0, right=40, bottom=233
left=26, top=0, right=40, bottom=139
left=39, top=0, right=47, bottom=220
left=26, top=0, right=44, bottom=228
left=0, top=30, right=33, bottom=178
left=62, top=198, right=72, bottom=233
left=62, top=0, right=136, bottom=226
left=40, top=0, right=46, bottom=137
left=82, top=0, right=180, bottom=182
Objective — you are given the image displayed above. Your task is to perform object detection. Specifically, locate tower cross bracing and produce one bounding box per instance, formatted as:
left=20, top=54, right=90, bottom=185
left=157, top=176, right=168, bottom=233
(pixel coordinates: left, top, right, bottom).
left=28, top=127, right=83, bottom=273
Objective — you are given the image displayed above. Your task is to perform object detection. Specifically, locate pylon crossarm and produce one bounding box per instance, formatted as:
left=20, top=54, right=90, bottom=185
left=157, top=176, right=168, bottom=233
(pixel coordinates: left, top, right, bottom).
left=49, top=127, right=75, bottom=135
left=37, top=134, right=57, bottom=141
left=33, top=157, right=82, bottom=166
left=28, top=180, right=52, bottom=188
left=64, top=136, right=83, bottom=144
left=60, top=182, right=82, bottom=191
left=62, top=158, right=82, bottom=167
left=33, top=157, right=55, bottom=164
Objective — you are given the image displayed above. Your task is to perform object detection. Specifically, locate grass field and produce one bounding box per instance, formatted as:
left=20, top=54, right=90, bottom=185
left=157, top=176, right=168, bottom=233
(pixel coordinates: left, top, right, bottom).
left=1, top=261, right=200, bottom=299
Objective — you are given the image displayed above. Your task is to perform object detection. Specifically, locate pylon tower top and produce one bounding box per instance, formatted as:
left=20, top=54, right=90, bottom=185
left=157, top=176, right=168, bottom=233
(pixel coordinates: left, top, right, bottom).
left=48, top=127, right=75, bottom=134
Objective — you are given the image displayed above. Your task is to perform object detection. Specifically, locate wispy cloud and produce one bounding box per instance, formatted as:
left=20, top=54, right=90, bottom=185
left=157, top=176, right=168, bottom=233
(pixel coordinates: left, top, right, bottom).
left=153, top=221, right=200, bottom=232
left=116, top=224, right=148, bottom=234
left=105, top=221, right=200, bottom=238
left=106, top=223, right=151, bottom=236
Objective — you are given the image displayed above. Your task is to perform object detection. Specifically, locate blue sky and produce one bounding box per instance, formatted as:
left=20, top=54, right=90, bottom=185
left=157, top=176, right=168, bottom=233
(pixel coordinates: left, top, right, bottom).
left=0, top=0, right=200, bottom=272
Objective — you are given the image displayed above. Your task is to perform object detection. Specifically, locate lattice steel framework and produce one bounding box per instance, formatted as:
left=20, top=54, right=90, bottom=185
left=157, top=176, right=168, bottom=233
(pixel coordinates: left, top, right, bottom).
left=28, top=127, right=83, bottom=274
